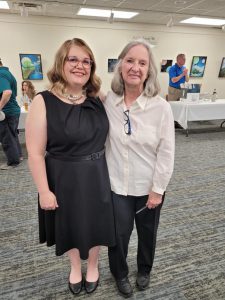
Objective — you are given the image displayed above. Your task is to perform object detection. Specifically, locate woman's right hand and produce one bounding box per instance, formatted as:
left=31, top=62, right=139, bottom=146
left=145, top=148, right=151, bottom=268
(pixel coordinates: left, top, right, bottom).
left=39, top=190, right=59, bottom=210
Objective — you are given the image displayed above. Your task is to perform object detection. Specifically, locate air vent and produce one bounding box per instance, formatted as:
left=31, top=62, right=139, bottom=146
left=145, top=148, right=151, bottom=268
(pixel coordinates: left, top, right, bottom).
left=18, top=3, right=39, bottom=8
left=14, top=2, right=42, bottom=13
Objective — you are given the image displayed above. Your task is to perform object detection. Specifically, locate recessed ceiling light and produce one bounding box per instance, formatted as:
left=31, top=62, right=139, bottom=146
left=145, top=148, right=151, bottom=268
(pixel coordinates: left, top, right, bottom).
left=77, top=8, right=138, bottom=19
left=0, top=1, right=9, bottom=9
left=174, top=0, right=186, bottom=4
left=181, top=17, right=225, bottom=26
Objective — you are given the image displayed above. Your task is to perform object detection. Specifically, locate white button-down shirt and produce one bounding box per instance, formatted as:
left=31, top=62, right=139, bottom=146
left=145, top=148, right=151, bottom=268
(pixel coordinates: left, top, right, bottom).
left=104, top=91, right=175, bottom=196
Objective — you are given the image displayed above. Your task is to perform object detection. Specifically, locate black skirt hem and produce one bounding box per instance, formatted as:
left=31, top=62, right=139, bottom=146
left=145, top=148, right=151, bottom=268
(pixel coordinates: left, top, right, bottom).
left=39, top=241, right=116, bottom=260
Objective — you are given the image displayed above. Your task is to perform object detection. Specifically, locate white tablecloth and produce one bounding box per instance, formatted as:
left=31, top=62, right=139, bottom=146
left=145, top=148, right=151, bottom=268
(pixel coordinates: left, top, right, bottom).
left=18, top=108, right=28, bottom=130
left=169, top=99, right=225, bottom=129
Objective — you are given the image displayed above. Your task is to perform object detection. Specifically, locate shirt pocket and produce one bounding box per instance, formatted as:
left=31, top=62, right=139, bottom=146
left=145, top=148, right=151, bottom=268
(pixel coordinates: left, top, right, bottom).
left=134, top=124, right=159, bottom=152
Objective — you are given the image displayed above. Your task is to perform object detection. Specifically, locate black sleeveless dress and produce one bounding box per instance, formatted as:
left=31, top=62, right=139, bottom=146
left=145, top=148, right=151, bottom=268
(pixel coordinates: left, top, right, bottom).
left=38, top=91, right=115, bottom=259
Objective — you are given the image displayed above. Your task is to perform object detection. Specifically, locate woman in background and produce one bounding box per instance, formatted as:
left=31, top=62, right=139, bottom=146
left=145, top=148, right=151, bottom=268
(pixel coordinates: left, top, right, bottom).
left=21, top=80, right=36, bottom=108
left=26, top=38, right=115, bottom=295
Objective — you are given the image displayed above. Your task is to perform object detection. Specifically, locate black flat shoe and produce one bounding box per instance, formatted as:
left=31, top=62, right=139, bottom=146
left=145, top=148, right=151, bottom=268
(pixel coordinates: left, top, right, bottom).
left=136, top=273, right=150, bottom=291
left=84, top=277, right=99, bottom=294
left=68, top=279, right=83, bottom=295
left=116, top=277, right=133, bottom=298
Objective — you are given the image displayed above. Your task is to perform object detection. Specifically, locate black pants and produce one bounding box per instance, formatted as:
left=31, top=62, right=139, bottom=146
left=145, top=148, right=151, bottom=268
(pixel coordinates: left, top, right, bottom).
left=0, top=115, right=22, bottom=165
left=108, top=192, right=164, bottom=280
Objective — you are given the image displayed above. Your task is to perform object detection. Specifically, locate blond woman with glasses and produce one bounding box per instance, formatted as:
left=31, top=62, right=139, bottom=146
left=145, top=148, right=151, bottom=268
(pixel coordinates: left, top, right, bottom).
left=26, top=38, right=115, bottom=295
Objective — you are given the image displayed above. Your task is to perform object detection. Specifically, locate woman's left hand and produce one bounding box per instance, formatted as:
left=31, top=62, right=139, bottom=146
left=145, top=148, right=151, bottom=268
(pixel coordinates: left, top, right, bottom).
left=146, top=191, right=162, bottom=209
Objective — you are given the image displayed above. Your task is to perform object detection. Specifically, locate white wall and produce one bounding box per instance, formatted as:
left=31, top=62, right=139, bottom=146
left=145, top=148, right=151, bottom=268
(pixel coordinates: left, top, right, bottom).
left=1, top=13, right=225, bottom=98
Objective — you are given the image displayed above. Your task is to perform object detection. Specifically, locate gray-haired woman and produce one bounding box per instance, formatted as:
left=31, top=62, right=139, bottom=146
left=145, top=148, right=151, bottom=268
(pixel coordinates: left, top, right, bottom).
left=104, top=39, right=175, bottom=298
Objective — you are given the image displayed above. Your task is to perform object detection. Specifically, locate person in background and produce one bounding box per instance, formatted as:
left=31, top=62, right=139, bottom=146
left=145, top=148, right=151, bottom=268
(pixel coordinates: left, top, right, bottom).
left=0, top=58, right=23, bottom=170
left=25, top=38, right=115, bottom=295
left=168, top=53, right=189, bottom=101
left=104, top=39, right=175, bottom=298
left=20, top=80, right=36, bottom=108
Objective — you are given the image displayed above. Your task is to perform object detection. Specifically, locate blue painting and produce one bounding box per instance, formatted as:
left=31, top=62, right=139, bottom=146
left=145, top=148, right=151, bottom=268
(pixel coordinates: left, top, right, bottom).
left=19, top=54, right=43, bottom=80
left=190, top=56, right=207, bottom=77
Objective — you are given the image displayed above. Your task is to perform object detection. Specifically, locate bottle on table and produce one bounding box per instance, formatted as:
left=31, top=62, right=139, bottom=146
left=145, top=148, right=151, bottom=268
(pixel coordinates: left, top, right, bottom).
left=211, top=89, right=217, bottom=102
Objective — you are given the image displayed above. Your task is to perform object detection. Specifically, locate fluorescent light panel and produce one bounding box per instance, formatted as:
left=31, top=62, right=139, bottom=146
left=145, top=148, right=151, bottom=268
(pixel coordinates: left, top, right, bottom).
left=0, top=1, right=9, bottom=9
left=78, top=8, right=138, bottom=19
left=181, top=17, right=225, bottom=26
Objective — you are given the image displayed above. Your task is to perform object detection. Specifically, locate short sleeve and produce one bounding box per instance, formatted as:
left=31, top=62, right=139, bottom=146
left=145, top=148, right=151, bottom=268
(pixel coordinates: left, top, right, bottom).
left=0, top=76, right=11, bottom=94
left=169, top=66, right=176, bottom=79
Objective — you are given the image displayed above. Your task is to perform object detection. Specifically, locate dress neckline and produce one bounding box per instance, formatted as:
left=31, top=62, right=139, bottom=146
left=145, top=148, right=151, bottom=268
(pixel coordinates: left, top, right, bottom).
left=48, top=90, right=87, bottom=106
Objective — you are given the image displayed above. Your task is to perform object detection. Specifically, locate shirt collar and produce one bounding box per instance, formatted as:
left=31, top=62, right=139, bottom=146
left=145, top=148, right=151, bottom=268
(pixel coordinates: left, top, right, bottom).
left=175, top=63, right=182, bottom=70
left=135, top=93, right=148, bottom=110
left=115, top=92, right=148, bottom=111
left=0, top=66, right=9, bottom=71
left=115, top=95, right=124, bottom=106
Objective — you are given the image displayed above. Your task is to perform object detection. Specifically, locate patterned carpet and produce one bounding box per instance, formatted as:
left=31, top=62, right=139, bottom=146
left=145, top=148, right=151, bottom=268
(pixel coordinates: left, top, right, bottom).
left=0, top=122, right=225, bottom=300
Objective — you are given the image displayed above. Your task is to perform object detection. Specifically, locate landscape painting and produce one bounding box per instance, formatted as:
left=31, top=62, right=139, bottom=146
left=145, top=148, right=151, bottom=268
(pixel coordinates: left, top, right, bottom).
left=19, top=54, right=43, bottom=80
left=190, top=56, right=207, bottom=77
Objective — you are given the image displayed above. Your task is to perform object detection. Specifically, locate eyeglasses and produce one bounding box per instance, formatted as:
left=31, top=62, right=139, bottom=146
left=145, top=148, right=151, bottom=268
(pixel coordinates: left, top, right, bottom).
left=123, top=110, right=132, bottom=135
left=66, top=56, right=93, bottom=69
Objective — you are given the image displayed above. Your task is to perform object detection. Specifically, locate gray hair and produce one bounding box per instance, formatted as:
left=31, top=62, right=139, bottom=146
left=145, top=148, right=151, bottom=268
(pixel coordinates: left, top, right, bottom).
left=111, top=39, right=160, bottom=97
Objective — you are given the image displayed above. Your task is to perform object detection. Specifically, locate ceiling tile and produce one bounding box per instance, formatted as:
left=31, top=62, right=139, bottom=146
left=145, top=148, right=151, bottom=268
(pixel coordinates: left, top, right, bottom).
left=1, top=0, right=225, bottom=28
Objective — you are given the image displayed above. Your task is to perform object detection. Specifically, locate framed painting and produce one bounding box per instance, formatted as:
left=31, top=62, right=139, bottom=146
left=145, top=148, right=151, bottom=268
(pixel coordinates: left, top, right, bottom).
left=218, top=57, right=225, bottom=78
left=108, top=59, right=118, bottom=73
left=19, top=54, right=43, bottom=80
left=160, top=59, right=173, bottom=72
left=190, top=56, right=207, bottom=77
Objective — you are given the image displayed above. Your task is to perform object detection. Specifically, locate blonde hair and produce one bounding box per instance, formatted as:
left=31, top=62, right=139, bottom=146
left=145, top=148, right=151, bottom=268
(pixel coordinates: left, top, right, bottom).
left=47, top=38, right=101, bottom=96
left=111, top=39, right=160, bottom=97
left=22, top=80, right=36, bottom=100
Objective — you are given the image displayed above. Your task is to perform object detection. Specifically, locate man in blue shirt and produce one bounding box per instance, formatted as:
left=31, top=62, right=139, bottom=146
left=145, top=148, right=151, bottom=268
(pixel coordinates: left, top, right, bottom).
left=168, top=54, right=189, bottom=101
left=0, top=58, right=22, bottom=170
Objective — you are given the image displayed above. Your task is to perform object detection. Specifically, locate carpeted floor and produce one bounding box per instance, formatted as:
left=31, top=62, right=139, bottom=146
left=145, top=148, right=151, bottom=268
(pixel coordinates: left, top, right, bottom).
left=0, top=122, right=225, bottom=300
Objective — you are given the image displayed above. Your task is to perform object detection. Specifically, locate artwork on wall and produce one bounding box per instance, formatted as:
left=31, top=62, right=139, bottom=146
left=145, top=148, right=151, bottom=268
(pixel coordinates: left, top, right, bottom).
left=160, top=59, right=173, bottom=72
left=108, top=59, right=118, bottom=73
left=190, top=56, right=207, bottom=77
left=218, top=57, right=225, bottom=78
left=19, top=54, right=43, bottom=80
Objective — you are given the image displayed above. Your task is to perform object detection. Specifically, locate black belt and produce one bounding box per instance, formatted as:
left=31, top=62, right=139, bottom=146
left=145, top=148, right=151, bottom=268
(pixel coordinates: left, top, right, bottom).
left=169, top=86, right=180, bottom=90
left=46, top=148, right=105, bottom=162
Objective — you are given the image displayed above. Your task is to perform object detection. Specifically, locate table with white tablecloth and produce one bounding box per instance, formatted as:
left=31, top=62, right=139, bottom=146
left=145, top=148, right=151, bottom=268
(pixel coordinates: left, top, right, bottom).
left=18, top=108, right=28, bottom=130
left=169, top=99, right=225, bottom=135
